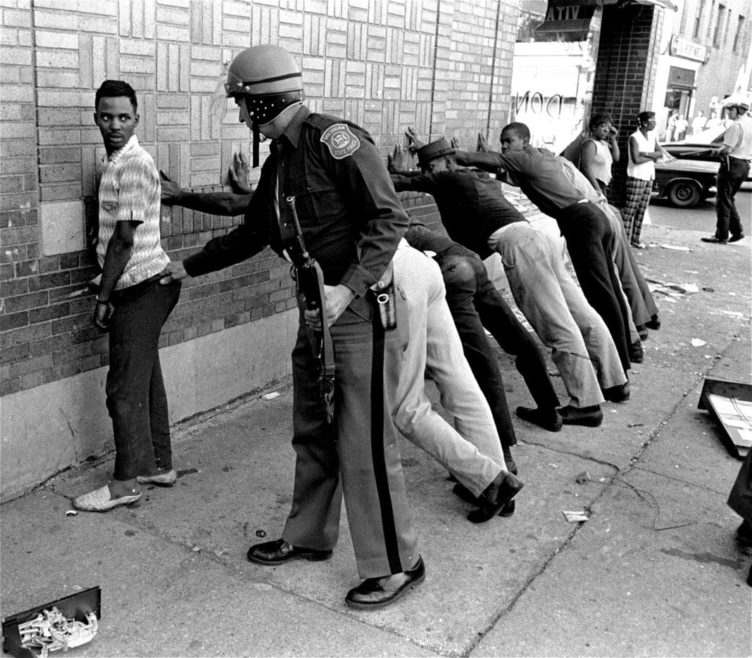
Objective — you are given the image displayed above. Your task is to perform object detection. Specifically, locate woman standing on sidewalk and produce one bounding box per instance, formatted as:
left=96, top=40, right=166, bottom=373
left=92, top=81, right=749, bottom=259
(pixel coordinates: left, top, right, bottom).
left=621, top=111, right=671, bottom=249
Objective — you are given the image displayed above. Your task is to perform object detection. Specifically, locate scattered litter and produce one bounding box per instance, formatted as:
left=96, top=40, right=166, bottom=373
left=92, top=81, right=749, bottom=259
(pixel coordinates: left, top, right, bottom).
left=659, top=244, right=691, bottom=252
left=262, top=391, right=280, bottom=400
left=698, top=378, right=752, bottom=459
left=255, top=529, right=267, bottom=538
left=562, top=510, right=589, bottom=523
left=548, top=463, right=559, bottom=469
left=691, top=338, right=707, bottom=347
left=2, top=587, right=101, bottom=658
left=627, top=423, right=644, bottom=428
left=575, top=471, right=590, bottom=484
left=64, top=510, right=77, bottom=517
left=191, top=546, right=201, bottom=553
left=702, top=287, right=715, bottom=292
left=668, top=283, right=699, bottom=294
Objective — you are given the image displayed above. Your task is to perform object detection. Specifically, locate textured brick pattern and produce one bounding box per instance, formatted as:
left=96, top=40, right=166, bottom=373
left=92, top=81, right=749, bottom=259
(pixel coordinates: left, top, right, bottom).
left=0, top=0, right=517, bottom=396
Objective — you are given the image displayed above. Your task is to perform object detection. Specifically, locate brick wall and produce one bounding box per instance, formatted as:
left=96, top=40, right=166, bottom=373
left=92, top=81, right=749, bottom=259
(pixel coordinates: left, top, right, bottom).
left=591, top=2, right=662, bottom=205
left=0, top=0, right=517, bottom=400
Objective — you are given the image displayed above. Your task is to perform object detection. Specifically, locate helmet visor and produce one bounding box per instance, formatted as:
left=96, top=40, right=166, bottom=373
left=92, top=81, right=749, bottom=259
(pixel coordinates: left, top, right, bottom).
left=239, top=91, right=303, bottom=126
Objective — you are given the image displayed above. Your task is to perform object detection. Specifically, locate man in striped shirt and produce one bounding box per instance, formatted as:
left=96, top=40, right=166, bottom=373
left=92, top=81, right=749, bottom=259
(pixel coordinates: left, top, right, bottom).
left=73, top=80, right=181, bottom=513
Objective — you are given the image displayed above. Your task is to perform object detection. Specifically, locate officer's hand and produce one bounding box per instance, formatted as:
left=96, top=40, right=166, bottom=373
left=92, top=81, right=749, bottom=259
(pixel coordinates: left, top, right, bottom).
left=477, top=133, right=491, bottom=152
left=323, top=284, right=355, bottom=327
left=388, top=144, right=410, bottom=173
left=91, top=300, right=113, bottom=333
left=160, top=171, right=183, bottom=205
left=228, top=152, right=252, bottom=194
left=159, top=260, right=188, bottom=284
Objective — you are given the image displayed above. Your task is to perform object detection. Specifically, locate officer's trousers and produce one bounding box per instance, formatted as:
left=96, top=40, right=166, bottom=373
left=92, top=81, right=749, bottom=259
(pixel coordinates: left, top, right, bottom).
left=391, top=244, right=505, bottom=498
left=282, top=294, right=418, bottom=579
left=492, top=222, right=626, bottom=408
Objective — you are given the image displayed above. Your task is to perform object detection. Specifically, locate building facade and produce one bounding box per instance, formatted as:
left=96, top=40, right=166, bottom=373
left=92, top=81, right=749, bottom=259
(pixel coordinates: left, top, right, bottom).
left=0, top=0, right=519, bottom=500
left=1, top=0, right=695, bottom=500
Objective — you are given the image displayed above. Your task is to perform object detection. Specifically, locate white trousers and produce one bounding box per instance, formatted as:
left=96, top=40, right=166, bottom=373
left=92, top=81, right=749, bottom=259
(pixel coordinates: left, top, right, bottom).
left=391, top=243, right=506, bottom=497
left=493, top=222, right=627, bottom=408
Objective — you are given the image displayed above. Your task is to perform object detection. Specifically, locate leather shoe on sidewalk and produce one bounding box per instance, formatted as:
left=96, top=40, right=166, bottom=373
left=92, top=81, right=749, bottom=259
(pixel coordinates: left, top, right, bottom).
left=247, top=539, right=333, bottom=566
left=629, top=340, right=644, bottom=364
left=453, top=483, right=515, bottom=517
left=558, top=405, right=603, bottom=427
left=701, top=235, right=728, bottom=244
left=73, top=484, right=142, bottom=512
left=603, top=382, right=630, bottom=403
left=729, top=233, right=745, bottom=243
left=467, top=472, right=524, bottom=523
left=137, top=469, right=177, bottom=487
left=345, top=556, right=425, bottom=609
left=515, top=406, right=563, bottom=432
left=645, top=315, right=661, bottom=330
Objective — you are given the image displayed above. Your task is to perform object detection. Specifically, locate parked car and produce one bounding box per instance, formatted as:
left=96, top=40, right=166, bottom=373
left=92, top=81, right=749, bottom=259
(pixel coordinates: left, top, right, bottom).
left=652, top=126, right=726, bottom=208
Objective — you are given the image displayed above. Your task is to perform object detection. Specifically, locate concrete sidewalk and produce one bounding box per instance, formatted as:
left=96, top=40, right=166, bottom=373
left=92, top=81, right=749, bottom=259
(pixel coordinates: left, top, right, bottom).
left=2, top=224, right=751, bottom=657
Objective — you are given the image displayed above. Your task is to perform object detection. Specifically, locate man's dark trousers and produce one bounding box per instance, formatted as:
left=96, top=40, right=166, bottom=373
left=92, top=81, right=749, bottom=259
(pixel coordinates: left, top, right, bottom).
left=715, top=157, right=750, bottom=240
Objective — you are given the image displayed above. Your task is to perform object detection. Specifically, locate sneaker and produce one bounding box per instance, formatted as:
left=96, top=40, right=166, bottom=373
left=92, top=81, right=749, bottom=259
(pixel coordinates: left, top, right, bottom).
left=137, top=469, right=177, bottom=487
left=700, top=235, right=728, bottom=244
left=558, top=405, right=603, bottom=427
left=729, top=234, right=745, bottom=243
left=603, top=381, right=630, bottom=403
left=631, top=241, right=646, bottom=249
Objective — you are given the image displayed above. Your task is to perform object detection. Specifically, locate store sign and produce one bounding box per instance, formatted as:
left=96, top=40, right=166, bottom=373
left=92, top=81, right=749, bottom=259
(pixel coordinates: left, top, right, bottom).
left=535, top=0, right=596, bottom=35
left=670, top=35, right=707, bottom=62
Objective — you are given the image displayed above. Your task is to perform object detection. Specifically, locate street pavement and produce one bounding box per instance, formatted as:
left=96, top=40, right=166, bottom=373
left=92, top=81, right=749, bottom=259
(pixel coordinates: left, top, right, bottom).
left=1, top=214, right=751, bottom=657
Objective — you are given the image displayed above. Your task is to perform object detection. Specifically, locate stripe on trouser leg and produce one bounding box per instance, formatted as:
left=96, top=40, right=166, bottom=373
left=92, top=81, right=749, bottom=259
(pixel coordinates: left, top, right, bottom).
left=370, top=311, right=402, bottom=574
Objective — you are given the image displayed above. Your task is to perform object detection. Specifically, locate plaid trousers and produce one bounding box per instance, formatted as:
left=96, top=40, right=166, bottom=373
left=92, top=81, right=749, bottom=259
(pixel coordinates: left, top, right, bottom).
left=621, top=177, right=653, bottom=245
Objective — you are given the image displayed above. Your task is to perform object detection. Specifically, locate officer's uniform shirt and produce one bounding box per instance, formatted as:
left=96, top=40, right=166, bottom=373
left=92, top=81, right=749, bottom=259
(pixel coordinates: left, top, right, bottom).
left=184, top=105, right=408, bottom=295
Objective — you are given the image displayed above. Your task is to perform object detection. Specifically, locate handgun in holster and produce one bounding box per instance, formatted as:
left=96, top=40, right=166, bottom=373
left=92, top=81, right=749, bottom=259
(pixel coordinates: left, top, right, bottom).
left=285, top=196, right=335, bottom=425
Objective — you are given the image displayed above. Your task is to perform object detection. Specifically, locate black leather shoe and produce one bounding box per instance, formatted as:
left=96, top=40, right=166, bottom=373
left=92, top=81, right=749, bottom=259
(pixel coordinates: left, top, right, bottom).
left=345, top=556, right=425, bottom=609
left=247, top=538, right=332, bottom=566
left=603, top=382, right=630, bottom=403
left=701, top=235, right=728, bottom=244
left=559, top=405, right=603, bottom=427
left=467, top=472, right=524, bottom=523
left=737, top=520, right=752, bottom=547
left=636, top=325, right=648, bottom=341
left=516, top=406, right=563, bottom=432
left=646, top=315, right=661, bottom=330
left=628, top=340, right=644, bottom=364
left=453, top=483, right=516, bottom=517
left=729, top=233, right=745, bottom=243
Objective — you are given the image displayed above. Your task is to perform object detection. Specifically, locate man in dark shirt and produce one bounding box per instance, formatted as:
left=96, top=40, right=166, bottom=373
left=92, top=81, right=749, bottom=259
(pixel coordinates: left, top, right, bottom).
left=392, top=135, right=630, bottom=428
left=159, top=45, right=423, bottom=610
left=454, top=122, right=633, bottom=376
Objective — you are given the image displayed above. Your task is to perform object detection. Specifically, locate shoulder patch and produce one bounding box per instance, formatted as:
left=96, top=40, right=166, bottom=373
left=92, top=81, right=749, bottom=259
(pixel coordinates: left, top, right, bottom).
left=320, top=124, right=361, bottom=160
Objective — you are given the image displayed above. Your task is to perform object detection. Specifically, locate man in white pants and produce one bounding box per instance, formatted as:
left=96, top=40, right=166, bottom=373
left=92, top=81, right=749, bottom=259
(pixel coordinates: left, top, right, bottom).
left=391, top=241, right=523, bottom=523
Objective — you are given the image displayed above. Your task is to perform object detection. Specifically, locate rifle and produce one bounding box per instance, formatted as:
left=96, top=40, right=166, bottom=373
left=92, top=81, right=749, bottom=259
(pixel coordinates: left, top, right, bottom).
left=285, top=196, right=335, bottom=424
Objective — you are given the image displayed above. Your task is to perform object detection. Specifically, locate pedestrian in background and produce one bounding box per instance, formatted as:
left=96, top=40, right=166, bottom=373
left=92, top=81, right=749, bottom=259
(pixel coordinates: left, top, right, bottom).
left=74, top=80, right=181, bottom=512
left=701, top=96, right=751, bottom=245
left=622, top=111, right=671, bottom=249
left=579, top=113, right=619, bottom=196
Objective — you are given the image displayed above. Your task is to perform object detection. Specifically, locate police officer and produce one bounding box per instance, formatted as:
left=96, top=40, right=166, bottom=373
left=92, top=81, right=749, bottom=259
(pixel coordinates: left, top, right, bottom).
left=159, top=45, right=424, bottom=609
left=701, top=96, right=751, bottom=244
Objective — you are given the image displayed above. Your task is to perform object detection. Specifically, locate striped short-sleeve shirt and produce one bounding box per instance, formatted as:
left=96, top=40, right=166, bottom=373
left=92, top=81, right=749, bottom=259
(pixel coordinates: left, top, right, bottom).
left=95, top=135, right=169, bottom=290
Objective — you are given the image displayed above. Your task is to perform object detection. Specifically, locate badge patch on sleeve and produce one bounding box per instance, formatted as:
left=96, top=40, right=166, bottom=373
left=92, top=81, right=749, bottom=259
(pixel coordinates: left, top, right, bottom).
left=320, top=124, right=361, bottom=160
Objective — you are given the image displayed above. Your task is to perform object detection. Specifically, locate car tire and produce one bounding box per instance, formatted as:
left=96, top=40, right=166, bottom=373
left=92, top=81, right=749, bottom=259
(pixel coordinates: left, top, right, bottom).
left=665, top=179, right=703, bottom=208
